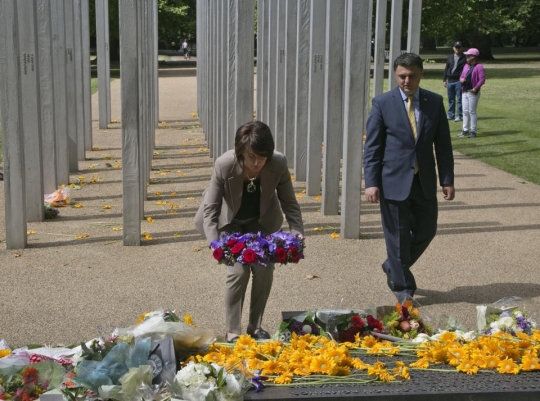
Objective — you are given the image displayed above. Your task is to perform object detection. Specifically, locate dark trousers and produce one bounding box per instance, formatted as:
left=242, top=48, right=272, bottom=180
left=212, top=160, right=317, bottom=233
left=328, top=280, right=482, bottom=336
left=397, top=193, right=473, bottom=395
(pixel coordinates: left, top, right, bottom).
left=380, top=175, right=438, bottom=295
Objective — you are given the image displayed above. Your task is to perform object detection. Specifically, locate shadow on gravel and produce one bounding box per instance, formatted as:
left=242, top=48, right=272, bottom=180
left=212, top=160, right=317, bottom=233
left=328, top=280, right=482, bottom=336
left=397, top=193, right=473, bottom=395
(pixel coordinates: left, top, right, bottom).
left=416, top=283, right=540, bottom=306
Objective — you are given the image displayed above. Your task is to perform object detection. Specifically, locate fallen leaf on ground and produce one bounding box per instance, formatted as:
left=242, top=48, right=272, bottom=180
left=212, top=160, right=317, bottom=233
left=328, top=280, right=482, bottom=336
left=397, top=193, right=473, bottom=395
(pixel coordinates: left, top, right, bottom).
left=306, top=274, right=320, bottom=280
left=330, top=232, right=340, bottom=239
left=74, top=234, right=89, bottom=240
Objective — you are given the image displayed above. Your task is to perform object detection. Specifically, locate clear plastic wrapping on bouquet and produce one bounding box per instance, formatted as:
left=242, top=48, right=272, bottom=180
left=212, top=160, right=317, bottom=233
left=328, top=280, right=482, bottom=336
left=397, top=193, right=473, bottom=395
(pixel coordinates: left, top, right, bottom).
left=476, top=296, right=538, bottom=335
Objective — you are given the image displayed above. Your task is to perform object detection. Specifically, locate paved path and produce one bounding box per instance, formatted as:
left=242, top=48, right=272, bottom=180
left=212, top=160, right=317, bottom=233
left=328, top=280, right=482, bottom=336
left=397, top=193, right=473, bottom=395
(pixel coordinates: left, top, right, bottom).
left=1, top=68, right=540, bottom=348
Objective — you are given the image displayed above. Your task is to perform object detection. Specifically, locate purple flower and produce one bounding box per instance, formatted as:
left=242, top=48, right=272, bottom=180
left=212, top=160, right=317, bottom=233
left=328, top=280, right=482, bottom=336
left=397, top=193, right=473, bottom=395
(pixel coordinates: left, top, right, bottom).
left=252, top=370, right=268, bottom=393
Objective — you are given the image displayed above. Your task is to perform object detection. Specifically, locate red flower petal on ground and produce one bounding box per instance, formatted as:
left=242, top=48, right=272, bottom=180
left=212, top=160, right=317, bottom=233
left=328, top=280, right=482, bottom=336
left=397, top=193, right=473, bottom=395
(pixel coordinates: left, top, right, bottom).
left=213, top=247, right=224, bottom=260
left=275, top=247, right=288, bottom=263
left=243, top=249, right=257, bottom=264
left=231, top=242, right=246, bottom=255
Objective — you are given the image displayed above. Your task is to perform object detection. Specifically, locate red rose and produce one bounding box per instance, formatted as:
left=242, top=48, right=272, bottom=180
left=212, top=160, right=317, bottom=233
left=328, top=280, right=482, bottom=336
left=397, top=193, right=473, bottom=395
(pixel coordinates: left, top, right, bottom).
left=366, top=315, right=383, bottom=330
left=231, top=242, right=245, bottom=255
left=351, top=315, right=364, bottom=329
left=275, top=247, right=287, bottom=263
left=288, top=246, right=301, bottom=263
left=213, top=247, right=224, bottom=260
left=242, top=249, right=257, bottom=264
left=226, top=238, right=238, bottom=247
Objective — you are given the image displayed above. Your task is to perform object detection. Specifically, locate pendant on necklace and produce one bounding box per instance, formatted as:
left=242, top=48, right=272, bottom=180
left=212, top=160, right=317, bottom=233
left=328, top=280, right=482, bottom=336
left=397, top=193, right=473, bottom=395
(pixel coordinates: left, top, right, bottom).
left=247, top=178, right=257, bottom=193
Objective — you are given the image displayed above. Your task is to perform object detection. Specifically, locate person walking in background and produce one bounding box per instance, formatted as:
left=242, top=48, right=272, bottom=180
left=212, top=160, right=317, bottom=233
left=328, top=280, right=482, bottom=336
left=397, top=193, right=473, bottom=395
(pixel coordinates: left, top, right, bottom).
left=364, top=53, right=455, bottom=303
left=181, top=39, right=189, bottom=59
left=458, top=48, right=486, bottom=138
left=195, top=121, right=304, bottom=343
left=443, top=41, right=466, bottom=122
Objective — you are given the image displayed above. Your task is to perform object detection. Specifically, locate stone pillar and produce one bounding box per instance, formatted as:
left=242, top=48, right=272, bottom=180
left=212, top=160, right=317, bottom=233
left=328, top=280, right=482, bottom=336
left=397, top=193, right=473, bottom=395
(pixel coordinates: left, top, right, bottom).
left=388, top=0, right=403, bottom=90
left=306, top=0, right=326, bottom=196
left=373, top=0, right=387, bottom=97
left=341, top=0, right=372, bottom=238
left=64, top=0, right=79, bottom=173
left=284, top=0, right=298, bottom=167
left=153, top=0, right=159, bottom=125
left=274, top=0, right=286, bottom=152
left=17, top=0, right=45, bottom=222
left=0, top=0, right=28, bottom=249
left=256, top=0, right=266, bottom=121
left=73, top=0, right=86, bottom=161
left=50, top=0, right=69, bottom=185
left=120, top=0, right=142, bottom=246
left=36, top=0, right=58, bottom=195
left=321, top=0, right=345, bottom=215
left=95, top=0, right=111, bottom=129
left=407, top=0, right=422, bottom=54
left=266, top=0, right=277, bottom=133
left=293, top=0, right=310, bottom=181
left=81, top=0, right=93, bottom=151
left=235, top=0, right=254, bottom=128
left=258, top=0, right=270, bottom=122
left=227, top=0, right=237, bottom=145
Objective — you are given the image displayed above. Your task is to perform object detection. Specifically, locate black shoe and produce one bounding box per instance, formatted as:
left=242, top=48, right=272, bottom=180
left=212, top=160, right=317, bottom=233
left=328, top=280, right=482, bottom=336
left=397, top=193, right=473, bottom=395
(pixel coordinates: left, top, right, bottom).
left=469, top=131, right=477, bottom=138
left=252, top=328, right=271, bottom=340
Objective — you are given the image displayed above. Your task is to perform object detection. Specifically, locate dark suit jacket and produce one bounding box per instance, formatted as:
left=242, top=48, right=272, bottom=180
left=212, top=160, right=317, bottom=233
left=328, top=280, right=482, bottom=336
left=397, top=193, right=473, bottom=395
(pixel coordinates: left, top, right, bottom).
left=364, top=86, right=454, bottom=201
left=195, top=150, right=304, bottom=242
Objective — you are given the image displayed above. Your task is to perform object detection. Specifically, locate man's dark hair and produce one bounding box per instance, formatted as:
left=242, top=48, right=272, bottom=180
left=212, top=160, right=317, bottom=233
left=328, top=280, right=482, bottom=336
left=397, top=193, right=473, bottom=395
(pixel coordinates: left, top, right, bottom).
left=393, top=52, right=424, bottom=71
left=234, top=120, right=275, bottom=161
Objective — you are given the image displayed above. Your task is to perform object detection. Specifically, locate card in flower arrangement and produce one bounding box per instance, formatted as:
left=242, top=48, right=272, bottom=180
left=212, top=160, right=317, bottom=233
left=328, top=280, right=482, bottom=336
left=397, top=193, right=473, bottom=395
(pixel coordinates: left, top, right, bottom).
left=210, top=231, right=305, bottom=267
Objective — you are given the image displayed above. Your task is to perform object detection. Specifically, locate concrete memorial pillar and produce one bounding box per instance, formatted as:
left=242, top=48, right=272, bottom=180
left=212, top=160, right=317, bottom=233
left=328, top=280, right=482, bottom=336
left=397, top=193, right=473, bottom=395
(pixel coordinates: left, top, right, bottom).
left=256, top=0, right=266, bottom=121
left=373, top=0, right=387, bottom=97
left=50, top=0, right=69, bottom=185
left=120, top=0, right=143, bottom=245
left=73, top=0, right=86, bottom=161
left=81, top=0, right=93, bottom=151
left=306, top=0, right=326, bottom=196
left=153, top=0, right=159, bottom=126
left=266, top=0, right=278, bottom=133
left=274, top=0, right=287, bottom=152
left=293, top=0, right=310, bottom=181
left=0, top=0, right=28, bottom=249
left=17, top=0, right=45, bottom=222
left=341, top=0, right=372, bottom=238
left=407, top=0, right=422, bottom=54
left=227, top=0, right=237, bottom=145
left=96, top=0, right=111, bottom=129
left=258, top=0, right=270, bottom=122
left=63, top=0, right=79, bottom=173
left=36, top=0, right=58, bottom=195
left=321, top=0, right=346, bottom=215
left=235, top=0, right=255, bottom=129
left=388, top=0, right=403, bottom=90
left=284, top=0, right=298, bottom=167
left=220, top=0, right=228, bottom=154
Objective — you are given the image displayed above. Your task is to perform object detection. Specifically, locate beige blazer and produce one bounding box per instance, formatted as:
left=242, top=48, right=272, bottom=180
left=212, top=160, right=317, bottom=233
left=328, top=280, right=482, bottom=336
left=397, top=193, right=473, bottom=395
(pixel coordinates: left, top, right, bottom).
left=194, top=150, right=304, bottom=243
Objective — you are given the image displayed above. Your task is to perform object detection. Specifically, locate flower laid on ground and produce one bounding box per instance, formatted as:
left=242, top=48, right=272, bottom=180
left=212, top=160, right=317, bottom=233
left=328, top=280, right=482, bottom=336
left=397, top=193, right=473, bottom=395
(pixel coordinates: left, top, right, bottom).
left=169, top=361, right=250, bottom=401
left=484, top=308, right=536, bottom=335
left=328, top=312, right=384, bottom=343
left=210, top=231, right=305, bottom=267
left=381, top=301, right=433, bottom=340
left=44, top=204, right=60, bottom=219
left=0, top=364, right=63, bottom=401
left=276, top=313, right=322, bottom=342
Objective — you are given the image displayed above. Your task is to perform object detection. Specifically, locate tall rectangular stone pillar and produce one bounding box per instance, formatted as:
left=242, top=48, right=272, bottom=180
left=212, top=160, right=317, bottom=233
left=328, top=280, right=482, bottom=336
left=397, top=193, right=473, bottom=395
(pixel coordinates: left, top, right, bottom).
left=266, top=0, right=278, bottom=133
left=341, top=0, right=372, bottom=238
left=64, top=0, right=79, bottom=173
left=120, top=0, right=142, bottom=246
left=36, top=0, right=58, bottom=195
left=284, top=0, right=298, bottom=167
left=17, top=0, right=45, bottom=222
left=81, top=0, right=93, bottom=151
left=321, top=0, right=345, bottom=215
left=96, top=0, right=111, bottom=129
left=294, top=0, right=310, bottom=181
left=373, top=0, right=387, bottom=97
left=388, top=0, right=403, bottom=90
left=407, top=0, right=422, bottom=54
left=274, top=0, right=286, bottom=152
left=256, top=0, right=266, bottom=121
left=0, top=0, right=28, bottom=249
left=73, top=0, right=86, bottom=160
left=50, top=0, right=69, bottom=185
left=235, top=0, right=254, bottom=128
left=306, top=0, right=326, bottom=196
left=227, top=0, right=236, bottom=143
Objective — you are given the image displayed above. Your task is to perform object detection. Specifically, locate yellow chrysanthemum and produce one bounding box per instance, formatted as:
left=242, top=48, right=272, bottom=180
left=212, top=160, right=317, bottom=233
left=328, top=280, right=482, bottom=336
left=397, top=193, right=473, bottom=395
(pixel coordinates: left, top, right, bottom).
left=361, top=335, right=378, bottom=349
left=351, top=358, right=370, bottom=370
left=202, top=352, right=225, bottom=364
left=293, top=364, right=311, bottom=376
left=439, top=331, right=458, bottom=343
left=310, top=355, right=335, bottom=374
left=235, top=335, right=256, bottom=349
left=448, top=347, right=467, bottom=366
left=274, top=372, right=293, bottom=384
left=262, top=360, right=282, bottom=375
left=398, top=366, right=411, bottom=380
left=470, top=353, right=487, bottom=369
left=329, top=365, right=351, bottom=376
left=484, top=355, right=500, bottom=369
left=323, top=347, right=348, bottom=364
left=409, top=358, right=430, bottom=369
left=183, top=314, right=194, bottom=326
left=288, top=351, right=306, bottom=365
left=0, top=349, right=11, bottom=358
left=497, top=357, right=520, bottom=374
left=456, top=359, right=479, bottom=375
left=260, top=341, right=282, bottom=357
left=520, top=356, right=540, bottom=371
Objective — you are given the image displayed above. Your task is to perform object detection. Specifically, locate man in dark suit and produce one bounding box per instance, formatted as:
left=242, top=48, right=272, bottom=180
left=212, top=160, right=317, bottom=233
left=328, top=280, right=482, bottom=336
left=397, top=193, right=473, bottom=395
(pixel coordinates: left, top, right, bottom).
left=364, top=53, right=455, bottom=303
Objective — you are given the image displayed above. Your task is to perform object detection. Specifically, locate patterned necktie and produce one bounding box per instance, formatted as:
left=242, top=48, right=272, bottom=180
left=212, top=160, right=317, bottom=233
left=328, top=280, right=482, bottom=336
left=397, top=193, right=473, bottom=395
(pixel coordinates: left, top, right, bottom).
left=407, top=95, right=419, bottom=174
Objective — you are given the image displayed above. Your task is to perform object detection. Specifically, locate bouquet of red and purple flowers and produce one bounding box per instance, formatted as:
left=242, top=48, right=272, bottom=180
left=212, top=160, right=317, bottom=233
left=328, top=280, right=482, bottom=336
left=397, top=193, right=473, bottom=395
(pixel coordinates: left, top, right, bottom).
left=325, top=312, right=384, bottom=343
left=210, top=230, right=305, bottom=267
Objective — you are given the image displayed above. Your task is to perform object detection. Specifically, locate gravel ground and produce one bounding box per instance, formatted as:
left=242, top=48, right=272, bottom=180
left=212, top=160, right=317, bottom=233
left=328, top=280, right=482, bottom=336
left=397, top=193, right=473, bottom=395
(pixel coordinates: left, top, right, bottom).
left=1, top=66, right=540, bottom=348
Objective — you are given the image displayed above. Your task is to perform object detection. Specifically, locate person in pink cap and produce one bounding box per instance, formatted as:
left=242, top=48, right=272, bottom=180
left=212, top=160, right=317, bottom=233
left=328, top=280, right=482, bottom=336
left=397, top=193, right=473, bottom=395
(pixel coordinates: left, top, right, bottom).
left=457, top=48, right=486, bottom=138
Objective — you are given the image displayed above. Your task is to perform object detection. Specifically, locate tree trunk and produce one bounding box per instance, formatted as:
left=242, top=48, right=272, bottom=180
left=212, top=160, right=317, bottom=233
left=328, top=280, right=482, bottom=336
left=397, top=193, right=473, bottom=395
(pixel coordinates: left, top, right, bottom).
left=468, top=33, right=494, bottom=60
